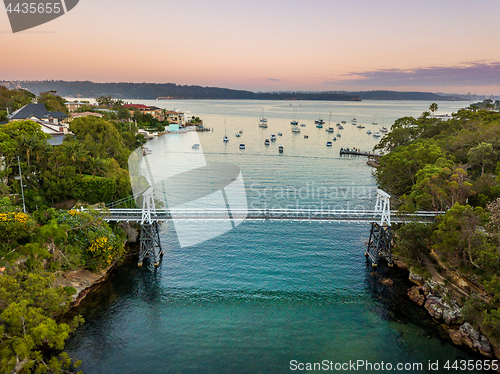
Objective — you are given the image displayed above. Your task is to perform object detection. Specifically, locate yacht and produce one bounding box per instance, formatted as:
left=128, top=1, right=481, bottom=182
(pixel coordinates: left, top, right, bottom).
left=235, top=133, right=241, bottom=137
left=372, top=122, right=378, bottom=125
left=380, top=127, right=388, bottom=133
left=270, top=134, right=277, bottom=141
left=192, top=144, right=200, bottom=150
left=357, top=124, right=365, bottom=129
left=259, top=109, right=268, bottom=128
left=239, top=143, right=246, bottom=149
left=326, top=127, right=334, bottom=133
left=366, top=130, right=372, bottom=135
left=304, top=135, right=309, bottom=138
left=278, top=145, right=284, bottom=153
left=338, top=125, right=344, bottom=130
left=316, top=122, right=323, bottom=128
left=264, top=139, right=270, bottom=145
left=341, top=120, right=346, bottom=124
left=336, top=133, right=341, bottom=137
left=292, top=126, right=301, bottom=133
left=332, top=137, right=337, bottom=141
left=373, top=132, right=381, bottom=137
left=223, top=136, right=229, bottom=142
left=277, top=132, right=283, bottom=136
left=290, top=120, right=298, bottom=126
left=326, top=141, right=333, bottom=146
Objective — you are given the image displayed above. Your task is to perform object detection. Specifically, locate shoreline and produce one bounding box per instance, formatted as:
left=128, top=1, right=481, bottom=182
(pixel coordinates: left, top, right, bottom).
left=391, top=255, right=499, bottom=362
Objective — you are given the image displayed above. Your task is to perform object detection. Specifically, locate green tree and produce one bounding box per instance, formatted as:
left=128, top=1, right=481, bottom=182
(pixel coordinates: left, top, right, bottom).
left=429, top=102, right=438, bottom=115
left=467, top=142, right=495, bottom=176
left=375, top=140, right=451, bottom=196
left=37, top=91, right=69, bottom=114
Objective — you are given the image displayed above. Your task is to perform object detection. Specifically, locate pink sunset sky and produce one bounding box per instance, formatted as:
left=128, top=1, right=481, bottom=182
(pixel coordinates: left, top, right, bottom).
left=1, top=0, right=500, bottom=94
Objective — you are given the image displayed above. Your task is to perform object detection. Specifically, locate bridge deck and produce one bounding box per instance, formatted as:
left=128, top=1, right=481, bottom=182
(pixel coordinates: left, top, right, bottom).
left=92, top=208, right=439, bottom=224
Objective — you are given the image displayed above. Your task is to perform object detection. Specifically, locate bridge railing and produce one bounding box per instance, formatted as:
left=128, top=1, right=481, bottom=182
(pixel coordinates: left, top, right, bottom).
left=91, top=207, right=441, bottom=223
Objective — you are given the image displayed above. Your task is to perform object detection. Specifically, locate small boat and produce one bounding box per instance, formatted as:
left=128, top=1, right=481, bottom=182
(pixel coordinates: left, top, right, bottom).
left=373, top=132, right=381, bottom=137
left=326, top=141, right=333, bottom=146
left=239, top=130, right=244, bottom=134
left=316, top=123, right=323, bottom=128
left=336, top=123, right=341, bottom=127
left=270, top=134, right=277, bottom=141
left=192, top=144, right=200, bottom=149
left=290, top=120, right=298, bottom=126
left=341, top=120, right=346, bottom=124
left=235, top=133, right=241, bottom=137
left=223, top=136, right=229, bottom=142
left=336, top=133, right=341, bottom=137
left=223, top=119, right=229, bottom=142
left=326, top=127, right=334, bottom=133
left=372, top=122, right=378, bottom=125
left=333, top=137, right=337, bottom=141
left=239, top=143, right=246, bottom=149
left=259, top=109, right=268, bottom=128
left=300, top=123, right=306, bottom=127
left=315, top=119, right=325, bottom=125
left=380, top=127, right=388, bottom=133
left=338, top=125, right=344, bottom=130
left=264, top=139, right=270, bottom=145
left=357, top=124, right=365, bottom=129
left=278, top=145, right=284, bottom=153
left=304, top=135, right=308, bottom=138
left=277, top=132, right=283, bottom=136
left=291, top=126, right=301, bottom=133
left=366, top=130, right=372, bottom=135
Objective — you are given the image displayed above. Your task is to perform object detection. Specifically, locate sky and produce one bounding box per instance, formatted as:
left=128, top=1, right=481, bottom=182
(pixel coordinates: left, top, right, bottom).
left=1, top=0, right=500, bottom=94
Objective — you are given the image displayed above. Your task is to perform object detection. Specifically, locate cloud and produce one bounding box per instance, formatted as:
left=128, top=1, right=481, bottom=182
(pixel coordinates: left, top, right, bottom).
left=267, top=78, right=284, bottom=82
left=330, top=62, right=500, bottom=88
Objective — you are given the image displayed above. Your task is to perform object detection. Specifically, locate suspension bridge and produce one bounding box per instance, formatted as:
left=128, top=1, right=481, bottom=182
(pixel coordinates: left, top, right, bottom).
left=85, top=189, right=440, bottom=268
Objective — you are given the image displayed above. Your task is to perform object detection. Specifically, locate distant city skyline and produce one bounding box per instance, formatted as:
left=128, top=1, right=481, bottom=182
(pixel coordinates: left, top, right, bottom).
left=1, top=0, right=500, bottom=95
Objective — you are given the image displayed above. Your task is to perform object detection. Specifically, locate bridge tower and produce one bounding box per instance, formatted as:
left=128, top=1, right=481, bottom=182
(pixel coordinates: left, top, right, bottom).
left=138, top=188, right=163, bottom=267
left=365, top=189, right=393, bottom=267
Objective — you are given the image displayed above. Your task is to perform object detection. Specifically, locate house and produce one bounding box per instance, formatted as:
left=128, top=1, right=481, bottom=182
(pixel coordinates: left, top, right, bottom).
left=68, top=112, right=104, bottom=122
left=65, top=101, right=89, bottom=112
left=8, top=103, right=69, bottom=125
left=124, top=104, right=172, bottom=122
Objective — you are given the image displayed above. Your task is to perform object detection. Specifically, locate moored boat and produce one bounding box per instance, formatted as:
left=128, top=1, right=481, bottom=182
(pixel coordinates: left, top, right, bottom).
left=278, top=145, right=284, bottom=153
left=326, top=141, right=333, bottom=146
left=239, top=143, right=246, bottom=149
left=264, top=139, right=270, bottom=145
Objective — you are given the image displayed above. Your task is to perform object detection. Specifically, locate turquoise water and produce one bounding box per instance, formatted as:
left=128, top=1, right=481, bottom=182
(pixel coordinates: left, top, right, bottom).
left=65, top=100, right=487, bottom=373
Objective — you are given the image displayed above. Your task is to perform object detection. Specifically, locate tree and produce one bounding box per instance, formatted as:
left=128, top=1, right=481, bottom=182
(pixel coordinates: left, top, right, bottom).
left=429, top=103, right=438, bottom=115
left=467, top=142, right=495, bottom=176
left=37, top=91, right=69, bottom=114
left=375, top=140, right=451, bottom=196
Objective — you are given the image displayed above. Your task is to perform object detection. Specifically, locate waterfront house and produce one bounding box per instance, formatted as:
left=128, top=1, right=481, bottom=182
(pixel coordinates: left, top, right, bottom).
left=65, top=101, right=88, bottom=112
left=8, top=103, right=69, bottom=125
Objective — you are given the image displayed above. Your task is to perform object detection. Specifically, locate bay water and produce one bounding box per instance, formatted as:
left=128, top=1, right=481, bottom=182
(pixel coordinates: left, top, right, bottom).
left=65, top=100, right=487, bottom=373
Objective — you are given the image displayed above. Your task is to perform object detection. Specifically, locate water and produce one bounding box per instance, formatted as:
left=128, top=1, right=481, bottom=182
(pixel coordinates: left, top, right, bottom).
left=66, top=100, right=487, bottom=373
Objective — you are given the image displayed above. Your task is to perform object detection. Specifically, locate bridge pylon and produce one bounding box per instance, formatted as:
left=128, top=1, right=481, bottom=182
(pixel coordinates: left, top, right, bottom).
left=138, top=188, right=163, bottom=267
left=365, top=189, right=393, bottom=267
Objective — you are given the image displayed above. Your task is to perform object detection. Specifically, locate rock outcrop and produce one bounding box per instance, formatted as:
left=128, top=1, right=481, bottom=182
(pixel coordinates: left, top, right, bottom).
left=449, top=323, right=493, bottom=357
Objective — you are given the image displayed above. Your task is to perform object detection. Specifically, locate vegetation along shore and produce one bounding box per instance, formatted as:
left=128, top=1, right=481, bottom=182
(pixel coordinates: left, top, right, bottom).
left=375, top=104, right=500, bottom=360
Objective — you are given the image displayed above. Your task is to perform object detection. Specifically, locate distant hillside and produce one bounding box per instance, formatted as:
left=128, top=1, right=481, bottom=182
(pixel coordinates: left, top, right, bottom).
left=1, top=81, right=461, bottom=101
left=352, top=90, right=461, bottom=101
left=2, top=81, right=360, bottom=101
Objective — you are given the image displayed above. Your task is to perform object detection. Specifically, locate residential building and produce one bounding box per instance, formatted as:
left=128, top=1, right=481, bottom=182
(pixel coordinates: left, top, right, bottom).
left=8, top=103, right=69, bottom=125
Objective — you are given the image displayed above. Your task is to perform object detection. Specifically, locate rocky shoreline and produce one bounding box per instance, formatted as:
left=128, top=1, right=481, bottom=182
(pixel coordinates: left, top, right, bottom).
left=393, top=257, right=499, bottom=361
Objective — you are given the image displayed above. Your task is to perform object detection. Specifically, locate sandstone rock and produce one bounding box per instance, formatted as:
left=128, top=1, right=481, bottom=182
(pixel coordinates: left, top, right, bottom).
left=423, top=295, right=463, bottom=325
left=425, top=295, right=444, bottom=320
left=409, top=271, right=424, bottom=286
left=408, top=286, right=426, bottom=306
left=458, top=323, right=492, bottom=357
left=449, top=329, right=462, bottom=345
left=393, top=258, right=408, bottom=270
left=380, top=278, right=394, bottom=286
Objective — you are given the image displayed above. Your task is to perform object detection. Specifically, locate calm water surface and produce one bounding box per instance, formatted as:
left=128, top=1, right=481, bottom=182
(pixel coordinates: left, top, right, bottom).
left=66, top=100, right=486, bottom=373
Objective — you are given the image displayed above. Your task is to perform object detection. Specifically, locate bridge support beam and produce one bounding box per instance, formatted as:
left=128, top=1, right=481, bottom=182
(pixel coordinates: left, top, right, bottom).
left=138, top=188, right=163, bottom=267
left=366, top=189, right=393, bottom=267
